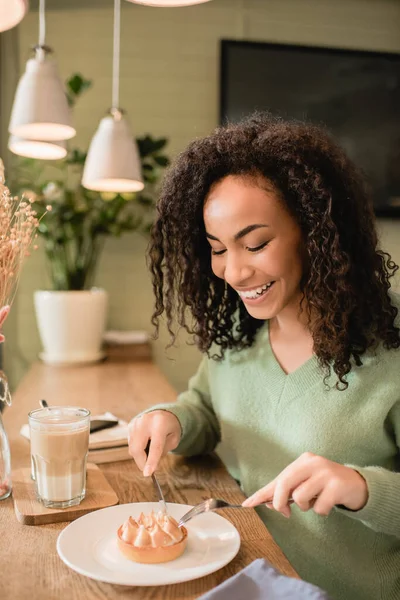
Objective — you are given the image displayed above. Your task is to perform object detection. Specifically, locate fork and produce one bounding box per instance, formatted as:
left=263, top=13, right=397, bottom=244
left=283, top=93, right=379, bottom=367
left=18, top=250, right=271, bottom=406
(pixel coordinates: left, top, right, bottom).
left=178, top=497, right=297, bottom=527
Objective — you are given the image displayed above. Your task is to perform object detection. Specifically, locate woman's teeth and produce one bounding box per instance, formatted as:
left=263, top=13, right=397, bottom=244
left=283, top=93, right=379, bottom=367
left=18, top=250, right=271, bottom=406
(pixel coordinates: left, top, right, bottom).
left=239, top=282, right=274, bottom=299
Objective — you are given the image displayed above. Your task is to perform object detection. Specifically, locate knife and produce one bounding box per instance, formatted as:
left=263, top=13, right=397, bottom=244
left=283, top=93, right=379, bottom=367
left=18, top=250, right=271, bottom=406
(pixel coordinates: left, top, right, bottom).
left=145, top=441, right=168, bottom=514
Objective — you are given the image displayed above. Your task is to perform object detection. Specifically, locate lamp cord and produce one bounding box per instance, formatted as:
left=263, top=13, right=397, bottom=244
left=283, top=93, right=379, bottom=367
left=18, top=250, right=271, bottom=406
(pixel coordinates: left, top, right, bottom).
left=112, top=0, right=121, bottom=110
left=39, top=0, right=46, bottom=47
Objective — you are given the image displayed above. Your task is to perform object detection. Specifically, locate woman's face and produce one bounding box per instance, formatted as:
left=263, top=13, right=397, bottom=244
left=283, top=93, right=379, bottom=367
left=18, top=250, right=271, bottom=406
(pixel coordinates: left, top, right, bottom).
left=203, top=174, right=305, bottom=321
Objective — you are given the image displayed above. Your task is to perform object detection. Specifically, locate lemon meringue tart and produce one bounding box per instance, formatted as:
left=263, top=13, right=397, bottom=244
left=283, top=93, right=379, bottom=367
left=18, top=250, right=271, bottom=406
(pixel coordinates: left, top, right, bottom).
left=117, top=511, right=188, bottom=564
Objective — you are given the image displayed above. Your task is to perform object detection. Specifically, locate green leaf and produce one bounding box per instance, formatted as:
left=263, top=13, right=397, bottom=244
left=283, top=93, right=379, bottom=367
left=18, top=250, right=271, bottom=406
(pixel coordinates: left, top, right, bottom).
left=65, top=73, right=92, bottom=107
left=67, top=74, right=92, bottom=97
left=143, top=172, right=158, bottom=184
left=66, top=149, right=87, bottom=165
left=153, top=154, right=170, bottom=167
left=136, top=135, right=168, bottom=158
left=148, top=138, right=168, bottom=153
left=136, top=136, right=152, bottom=158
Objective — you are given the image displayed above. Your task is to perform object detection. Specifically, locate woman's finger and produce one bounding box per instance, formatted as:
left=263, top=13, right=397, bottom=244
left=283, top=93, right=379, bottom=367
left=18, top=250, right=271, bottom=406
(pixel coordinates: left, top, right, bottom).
left=291, top=476, right=324, bottom=512
left=143, top=433, right=168, bottom=477
left=243, top=453, right=318, bottom=508
left=128, top=418, right=151, bottom=471
left=312, top=480, right=341, bottom=516
left=242, top=476, right=277, bottom=507
left=271, top=453, right=324, bottom=510
left=0, top=306, right=10, bottom=327
left=273, top=474, right=309, bottom=517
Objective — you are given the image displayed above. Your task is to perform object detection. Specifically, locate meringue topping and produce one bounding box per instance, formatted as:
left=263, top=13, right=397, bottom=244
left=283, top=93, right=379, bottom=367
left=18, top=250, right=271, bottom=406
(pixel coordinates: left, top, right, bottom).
left=120, top=516, right=139, bottom=544
left=120, top=511, right=184, bottom=548
left=134, top=524, right=152, bottom=548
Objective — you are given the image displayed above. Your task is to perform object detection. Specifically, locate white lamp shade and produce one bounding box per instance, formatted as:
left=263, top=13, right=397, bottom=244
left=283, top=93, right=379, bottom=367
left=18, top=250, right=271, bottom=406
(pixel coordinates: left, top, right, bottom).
left=0, top=0, right=28, bottom=32
left=9, top=56, right=76, bottom=141
left=8, top=135, right=67, bottom=160
left=126, top=0, right=211, bottom=4
left=82, top=115, right=144, bottom=193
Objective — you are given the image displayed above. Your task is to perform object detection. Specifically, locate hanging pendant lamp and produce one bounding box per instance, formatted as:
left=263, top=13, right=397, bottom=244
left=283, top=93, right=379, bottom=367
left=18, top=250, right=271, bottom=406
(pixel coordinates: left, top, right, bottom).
left=8, top=0, right=75, bottom=141
left=8, top=136, right=67, bottom=160
left=125, top=0, right=212, bottom=6
left=0, top=0, right=28, bottom=32
left=82, top=0, right=143, bottom=193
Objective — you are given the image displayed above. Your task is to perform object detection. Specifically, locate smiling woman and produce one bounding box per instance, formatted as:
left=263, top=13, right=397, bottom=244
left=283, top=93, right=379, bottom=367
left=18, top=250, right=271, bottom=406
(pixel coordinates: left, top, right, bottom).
left=202, top=174, right=313, bottom=374
left=128, top=113, right=400, bottom=600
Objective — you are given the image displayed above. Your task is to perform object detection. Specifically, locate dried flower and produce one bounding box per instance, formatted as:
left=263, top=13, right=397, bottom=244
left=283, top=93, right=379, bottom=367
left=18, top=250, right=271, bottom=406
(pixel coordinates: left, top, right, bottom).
left=0, top=158, right=45, bottom=310
left=21, top=189, right=37, bottom=203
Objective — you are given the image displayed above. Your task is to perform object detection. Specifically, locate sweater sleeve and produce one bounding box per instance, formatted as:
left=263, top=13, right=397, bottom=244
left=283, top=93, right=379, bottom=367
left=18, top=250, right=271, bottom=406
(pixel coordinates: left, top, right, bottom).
left=336, top=400, right=400, bottom=538
left=141, top=355, right=221, bottom=457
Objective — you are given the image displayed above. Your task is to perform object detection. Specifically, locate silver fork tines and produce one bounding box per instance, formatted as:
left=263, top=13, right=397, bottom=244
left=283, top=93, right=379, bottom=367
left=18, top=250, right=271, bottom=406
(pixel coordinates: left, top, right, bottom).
left=178, top=499, right=243, bottom=528
left=177, top=496, right=299, bottom=527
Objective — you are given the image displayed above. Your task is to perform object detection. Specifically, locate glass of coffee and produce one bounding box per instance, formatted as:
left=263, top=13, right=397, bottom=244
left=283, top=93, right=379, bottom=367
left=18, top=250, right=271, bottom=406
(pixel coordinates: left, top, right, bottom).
left=28, top=406, right=90, bottom=509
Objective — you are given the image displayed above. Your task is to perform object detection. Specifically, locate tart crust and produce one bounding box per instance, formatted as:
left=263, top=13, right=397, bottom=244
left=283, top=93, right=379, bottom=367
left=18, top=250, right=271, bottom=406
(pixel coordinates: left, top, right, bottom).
left=117, top=524, right=188, bottom=564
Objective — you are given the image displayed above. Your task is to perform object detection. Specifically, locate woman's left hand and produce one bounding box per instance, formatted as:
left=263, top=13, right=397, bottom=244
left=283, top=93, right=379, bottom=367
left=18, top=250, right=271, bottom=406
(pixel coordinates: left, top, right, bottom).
left=242, top=452, right=368, bottom=518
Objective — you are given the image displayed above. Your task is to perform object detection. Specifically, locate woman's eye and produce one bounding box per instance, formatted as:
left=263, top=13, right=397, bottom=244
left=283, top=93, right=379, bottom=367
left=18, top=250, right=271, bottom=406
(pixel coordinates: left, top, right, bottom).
left=246, top=241, right=269, bottom=253
left=211, top=248, right=226, bottom=256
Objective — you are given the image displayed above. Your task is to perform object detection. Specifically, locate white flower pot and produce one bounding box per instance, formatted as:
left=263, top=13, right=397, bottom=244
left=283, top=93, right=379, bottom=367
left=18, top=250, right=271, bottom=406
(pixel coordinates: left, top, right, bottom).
left=34, top=288, right=108, bottom=365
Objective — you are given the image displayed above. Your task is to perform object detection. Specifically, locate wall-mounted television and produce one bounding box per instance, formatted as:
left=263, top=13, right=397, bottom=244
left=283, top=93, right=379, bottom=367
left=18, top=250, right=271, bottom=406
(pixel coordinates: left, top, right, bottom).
left=220, top=40, right=400, bottom=217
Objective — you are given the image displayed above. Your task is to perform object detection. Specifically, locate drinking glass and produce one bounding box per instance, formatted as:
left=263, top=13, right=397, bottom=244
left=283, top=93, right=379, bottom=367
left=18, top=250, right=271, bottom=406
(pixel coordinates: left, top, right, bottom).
left=28, top=406, right=90, bottom=509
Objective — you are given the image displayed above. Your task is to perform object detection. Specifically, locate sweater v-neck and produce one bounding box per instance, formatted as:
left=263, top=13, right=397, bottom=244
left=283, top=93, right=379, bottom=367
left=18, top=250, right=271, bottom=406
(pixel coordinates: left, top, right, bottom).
left=255, top=320, right=323, bottom=400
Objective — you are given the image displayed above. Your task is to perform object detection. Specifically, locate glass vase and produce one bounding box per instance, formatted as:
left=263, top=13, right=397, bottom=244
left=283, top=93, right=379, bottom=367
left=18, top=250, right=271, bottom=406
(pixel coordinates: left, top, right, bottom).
left=0, top=370, right=12, bottom=500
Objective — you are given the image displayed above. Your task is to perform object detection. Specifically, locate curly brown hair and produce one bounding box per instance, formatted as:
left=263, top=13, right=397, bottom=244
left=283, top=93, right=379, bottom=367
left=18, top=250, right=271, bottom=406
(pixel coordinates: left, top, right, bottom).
left=148, top=112, right=400, bottom=389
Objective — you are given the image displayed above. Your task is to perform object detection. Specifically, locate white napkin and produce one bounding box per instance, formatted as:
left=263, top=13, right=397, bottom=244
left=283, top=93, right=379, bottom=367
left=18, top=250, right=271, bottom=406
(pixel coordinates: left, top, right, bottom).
left=198, top=559, right=332, bottom=600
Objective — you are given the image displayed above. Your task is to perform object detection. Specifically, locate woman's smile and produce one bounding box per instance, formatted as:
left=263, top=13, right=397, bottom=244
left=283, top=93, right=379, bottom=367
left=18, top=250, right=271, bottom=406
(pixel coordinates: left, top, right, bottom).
left=235, top=281, right=276, bottom=303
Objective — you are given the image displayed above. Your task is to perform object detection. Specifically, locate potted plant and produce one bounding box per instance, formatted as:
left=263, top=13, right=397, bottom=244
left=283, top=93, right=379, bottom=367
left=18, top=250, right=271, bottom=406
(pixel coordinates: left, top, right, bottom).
left=11, top=74, right=169, bottom=365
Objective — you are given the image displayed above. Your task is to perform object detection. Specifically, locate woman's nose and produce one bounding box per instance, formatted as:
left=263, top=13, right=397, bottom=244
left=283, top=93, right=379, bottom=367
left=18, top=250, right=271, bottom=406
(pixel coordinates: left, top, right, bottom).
left=224, top=254, right=254, bottom=287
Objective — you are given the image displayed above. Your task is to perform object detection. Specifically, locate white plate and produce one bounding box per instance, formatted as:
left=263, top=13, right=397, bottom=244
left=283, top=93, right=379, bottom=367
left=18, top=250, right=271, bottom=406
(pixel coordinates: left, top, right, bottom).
left=57, top=502, right=241, bottom=586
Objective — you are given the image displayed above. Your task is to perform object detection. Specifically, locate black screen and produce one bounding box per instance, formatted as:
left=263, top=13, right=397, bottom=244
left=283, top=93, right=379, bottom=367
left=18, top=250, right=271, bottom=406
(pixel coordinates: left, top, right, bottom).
left=220, top=40, right=400, bottom=216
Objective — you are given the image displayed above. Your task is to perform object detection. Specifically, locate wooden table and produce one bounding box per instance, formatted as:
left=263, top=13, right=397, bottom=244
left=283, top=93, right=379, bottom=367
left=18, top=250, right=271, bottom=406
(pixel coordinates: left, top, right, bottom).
left=1, top=360, right=297, bottom=599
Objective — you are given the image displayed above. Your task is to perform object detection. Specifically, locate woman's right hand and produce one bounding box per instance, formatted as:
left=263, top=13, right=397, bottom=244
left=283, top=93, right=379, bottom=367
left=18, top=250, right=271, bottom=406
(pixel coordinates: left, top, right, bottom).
left=128, top=410, right=182, bottom=477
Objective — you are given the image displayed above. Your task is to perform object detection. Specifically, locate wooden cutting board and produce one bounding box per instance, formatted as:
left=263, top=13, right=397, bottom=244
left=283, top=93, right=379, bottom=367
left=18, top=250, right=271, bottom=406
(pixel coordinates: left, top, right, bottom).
left=12, top=463, right=119, bottom=525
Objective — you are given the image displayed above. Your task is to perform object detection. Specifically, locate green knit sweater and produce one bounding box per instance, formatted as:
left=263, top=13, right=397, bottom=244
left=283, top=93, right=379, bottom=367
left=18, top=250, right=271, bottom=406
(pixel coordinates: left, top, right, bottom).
left=148, top=295, right=400, bottom=600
